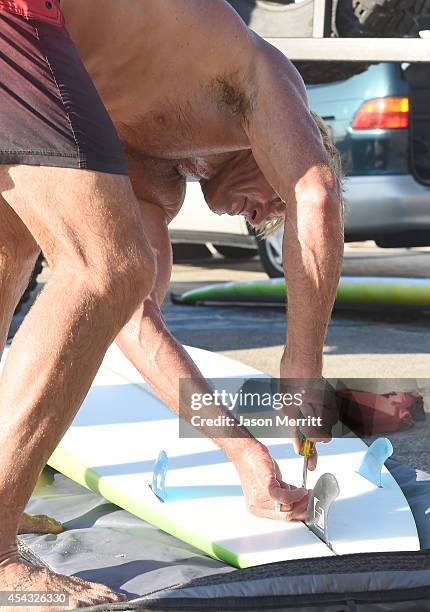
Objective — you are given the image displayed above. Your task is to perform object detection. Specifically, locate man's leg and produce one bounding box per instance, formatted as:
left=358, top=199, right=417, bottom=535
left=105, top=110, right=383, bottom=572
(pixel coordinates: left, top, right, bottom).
left=0, top=200, right=66, bottom=537
left=0, top=164, right=155, bottom=607
left=0, top=202, right=39, bottom=352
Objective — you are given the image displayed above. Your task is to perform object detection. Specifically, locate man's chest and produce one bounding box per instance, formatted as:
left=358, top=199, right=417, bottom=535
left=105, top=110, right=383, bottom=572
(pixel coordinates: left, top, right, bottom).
left=114, top=95, right=244, bottom=162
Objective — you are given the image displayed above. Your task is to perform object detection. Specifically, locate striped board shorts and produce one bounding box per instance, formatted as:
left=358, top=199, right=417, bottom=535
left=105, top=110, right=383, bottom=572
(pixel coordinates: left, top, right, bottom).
left=0, top=0, right=127, bottom=174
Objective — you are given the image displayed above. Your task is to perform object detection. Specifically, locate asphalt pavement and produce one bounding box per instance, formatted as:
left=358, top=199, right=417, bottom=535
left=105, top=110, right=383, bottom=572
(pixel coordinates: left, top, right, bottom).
left=167, top=242, right=430, bottom=378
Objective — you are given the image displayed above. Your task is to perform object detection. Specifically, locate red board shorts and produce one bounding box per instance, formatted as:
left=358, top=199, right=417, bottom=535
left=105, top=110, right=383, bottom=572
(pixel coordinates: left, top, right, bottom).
left=0, top=0, right=127, bottom=174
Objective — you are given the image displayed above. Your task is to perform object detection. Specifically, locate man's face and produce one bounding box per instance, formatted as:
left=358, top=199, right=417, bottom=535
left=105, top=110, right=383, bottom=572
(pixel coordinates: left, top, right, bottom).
left=201, top=151, right=285, bottom=227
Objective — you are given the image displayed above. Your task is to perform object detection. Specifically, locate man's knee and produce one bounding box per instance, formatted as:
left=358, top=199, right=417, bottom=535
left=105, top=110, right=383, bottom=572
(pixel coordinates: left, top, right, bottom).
left=67, top=236, right=156, bottom=321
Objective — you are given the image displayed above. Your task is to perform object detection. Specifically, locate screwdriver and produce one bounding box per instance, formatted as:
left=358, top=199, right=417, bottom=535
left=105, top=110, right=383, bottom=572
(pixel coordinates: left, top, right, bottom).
left=298, top=431, right=315, bottom=489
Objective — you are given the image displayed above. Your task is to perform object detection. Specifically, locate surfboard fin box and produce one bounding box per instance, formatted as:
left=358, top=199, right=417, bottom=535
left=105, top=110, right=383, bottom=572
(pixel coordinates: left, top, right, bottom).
left=358, top=438, right=393, bottom=487
left=305, top=473, right=340, bottom=551
left=149, top=450, right=168, bottom=503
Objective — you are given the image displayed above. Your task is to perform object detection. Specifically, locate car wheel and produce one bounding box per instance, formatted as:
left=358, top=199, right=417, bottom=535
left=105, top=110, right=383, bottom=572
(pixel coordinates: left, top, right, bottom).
left=304, top=0, right=430, bottom=83
left=172, top=243, right=212, bottom=262
left=352, top=0, right=430, bottom=37
left=213, top=245, right=258, bottom=259
left=257, top=226, right=284, bottom=278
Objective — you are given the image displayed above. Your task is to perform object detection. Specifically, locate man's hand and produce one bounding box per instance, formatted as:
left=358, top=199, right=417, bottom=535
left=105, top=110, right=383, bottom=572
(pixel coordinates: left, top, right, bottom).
left=277, top=376, right=339, bottom=470
left=229, top=440, right=310, bottom=521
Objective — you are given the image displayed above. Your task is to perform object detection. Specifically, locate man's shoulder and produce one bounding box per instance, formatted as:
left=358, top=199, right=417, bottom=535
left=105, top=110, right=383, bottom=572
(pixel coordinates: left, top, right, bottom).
left=155, top=0, right=256, bottom=51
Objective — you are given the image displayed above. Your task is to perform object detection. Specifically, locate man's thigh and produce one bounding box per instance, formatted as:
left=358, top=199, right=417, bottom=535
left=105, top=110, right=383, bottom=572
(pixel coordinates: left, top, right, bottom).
left=0, top=7, right=148, bottom=271
left=0, top=165, right=146, bottom=270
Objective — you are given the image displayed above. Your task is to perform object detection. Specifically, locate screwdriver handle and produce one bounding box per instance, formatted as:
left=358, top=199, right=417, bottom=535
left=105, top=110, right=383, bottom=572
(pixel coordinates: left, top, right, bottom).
left=298, top=431, right=315, bottom=458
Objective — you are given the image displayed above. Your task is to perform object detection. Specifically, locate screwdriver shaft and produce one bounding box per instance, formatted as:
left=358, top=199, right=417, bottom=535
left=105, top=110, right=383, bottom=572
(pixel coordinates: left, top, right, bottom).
left=298, top=434, right=315, bottom=489
left=302, top=456, right=308, bottom=488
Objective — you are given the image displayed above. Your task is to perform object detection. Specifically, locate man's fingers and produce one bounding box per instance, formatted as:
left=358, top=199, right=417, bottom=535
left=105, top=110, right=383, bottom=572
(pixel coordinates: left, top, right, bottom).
left=296, top=431, right=332, bottom=443
left=269, top=481, right=309, bottom=506
left=307, top=453, right=318, bottom=471
left=307, top=436, right=332, bottom=444
left=273, top=459, right=283, bottom=482
left=288, top=491, right=310, bottom=519
left=250, top=495, right=309, bottom=522
left=291, top=436, right=319, bottom=470
left=292, top=436, right=301, bottom=455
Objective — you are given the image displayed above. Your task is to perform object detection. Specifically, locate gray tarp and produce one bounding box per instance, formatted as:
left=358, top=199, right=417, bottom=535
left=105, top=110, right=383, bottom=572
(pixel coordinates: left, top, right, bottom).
left=19, top=458, right=430, bottom=610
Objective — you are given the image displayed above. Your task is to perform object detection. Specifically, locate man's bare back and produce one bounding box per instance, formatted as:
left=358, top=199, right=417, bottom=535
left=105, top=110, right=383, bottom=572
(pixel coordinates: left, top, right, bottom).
left=63, top=1, right=251, bottom=147
left=62, top=0, right=278, bottom=216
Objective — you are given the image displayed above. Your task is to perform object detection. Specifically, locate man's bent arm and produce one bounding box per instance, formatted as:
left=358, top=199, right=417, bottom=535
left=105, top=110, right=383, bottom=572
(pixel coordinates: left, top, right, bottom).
left=117, top=296, right=257, bottom=458
left=118, top=299, right=309, bottom=517
left=115, top=200, right=309, bottom=519
left=244, top=40, right=344, bottom=378
left=115, top=200, right=262, bottom=457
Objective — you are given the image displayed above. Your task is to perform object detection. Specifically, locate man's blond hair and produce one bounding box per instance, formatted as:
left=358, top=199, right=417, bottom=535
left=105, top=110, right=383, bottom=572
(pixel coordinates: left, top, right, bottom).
left=255, top=111, right=344, bottom=238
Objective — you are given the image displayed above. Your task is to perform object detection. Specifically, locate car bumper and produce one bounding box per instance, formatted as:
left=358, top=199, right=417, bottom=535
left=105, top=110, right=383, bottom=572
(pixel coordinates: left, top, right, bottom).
left=344, top=174, right=430, bottom=234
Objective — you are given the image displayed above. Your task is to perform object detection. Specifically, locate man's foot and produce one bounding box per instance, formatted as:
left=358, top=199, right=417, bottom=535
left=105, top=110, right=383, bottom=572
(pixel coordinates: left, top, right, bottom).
left=0, top=556, right=127, bottom=610
left=18, top=513, right=64, bottom=535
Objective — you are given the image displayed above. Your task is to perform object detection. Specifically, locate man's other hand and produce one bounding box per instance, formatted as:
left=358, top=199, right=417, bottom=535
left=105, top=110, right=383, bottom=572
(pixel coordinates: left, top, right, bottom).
left=231, top=441, right=310, bottom=521
left=278, top=377, right=339, bottom=470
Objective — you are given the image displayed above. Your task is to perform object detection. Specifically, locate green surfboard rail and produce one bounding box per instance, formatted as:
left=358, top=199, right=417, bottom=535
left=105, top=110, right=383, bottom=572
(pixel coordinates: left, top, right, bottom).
left=177, top=276, right=430, bottom=306
left=48, top=446, right=244, bottom=569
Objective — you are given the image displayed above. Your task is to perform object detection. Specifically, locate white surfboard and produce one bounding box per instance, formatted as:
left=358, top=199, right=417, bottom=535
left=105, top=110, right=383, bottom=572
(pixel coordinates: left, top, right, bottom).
left=3, top=345, right=419, bottom=568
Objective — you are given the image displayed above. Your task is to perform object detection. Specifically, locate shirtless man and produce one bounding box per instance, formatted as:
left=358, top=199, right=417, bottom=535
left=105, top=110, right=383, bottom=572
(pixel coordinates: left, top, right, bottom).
left=61, top=0, right=343, bottom=524
left=0, top=0, right=343, bottom=607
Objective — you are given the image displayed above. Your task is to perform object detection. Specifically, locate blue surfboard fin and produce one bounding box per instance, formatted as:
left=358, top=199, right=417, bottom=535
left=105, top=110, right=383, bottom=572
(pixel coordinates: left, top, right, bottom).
left=149, top=450, right=168, bottom=503
left=358, top=438, right=393, bottom=488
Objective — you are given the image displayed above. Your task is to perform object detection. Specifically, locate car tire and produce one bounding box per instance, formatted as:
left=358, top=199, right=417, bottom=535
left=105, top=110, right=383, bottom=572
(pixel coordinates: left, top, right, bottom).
left=227, top=0, right=430, bottom=85
left=14, top=255, right=44, bottom=315
left=172, top=243, right=212, bottom=262
left=256, top=227, right=284, bottom=278
left=352, top=0, right=430, bottom=37
left=213, top=245, right=258, bottom=259
left=295, top=0, right=430, bottom=83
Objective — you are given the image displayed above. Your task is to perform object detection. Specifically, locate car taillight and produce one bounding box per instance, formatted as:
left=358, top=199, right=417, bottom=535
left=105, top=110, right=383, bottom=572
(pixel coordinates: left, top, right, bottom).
left=352, top=97, right=409, bottom=130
